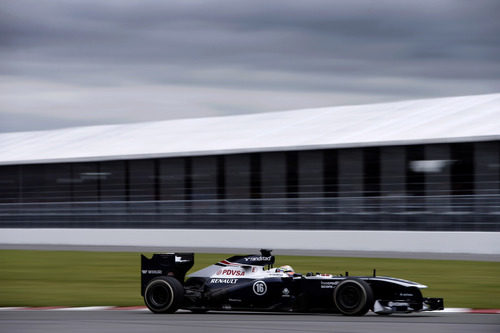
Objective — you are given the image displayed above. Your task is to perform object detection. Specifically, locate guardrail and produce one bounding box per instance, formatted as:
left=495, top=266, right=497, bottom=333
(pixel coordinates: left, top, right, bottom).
left=1, top=194, right=499, bottom=231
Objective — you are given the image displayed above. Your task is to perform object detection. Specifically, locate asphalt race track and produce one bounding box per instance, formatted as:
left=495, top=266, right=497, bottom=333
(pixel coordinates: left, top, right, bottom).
left=1, top=310, right=499, bottom=333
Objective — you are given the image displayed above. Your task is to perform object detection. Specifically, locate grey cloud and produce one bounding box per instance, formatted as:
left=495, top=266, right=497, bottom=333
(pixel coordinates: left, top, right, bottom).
left=3, top=1, right=499, bottom=63
left=0, top=0, right=499, bottom=132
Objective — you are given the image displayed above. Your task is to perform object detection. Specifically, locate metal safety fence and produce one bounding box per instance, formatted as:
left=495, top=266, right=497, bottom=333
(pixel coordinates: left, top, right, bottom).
left=0, top=194, right=499, bottom=231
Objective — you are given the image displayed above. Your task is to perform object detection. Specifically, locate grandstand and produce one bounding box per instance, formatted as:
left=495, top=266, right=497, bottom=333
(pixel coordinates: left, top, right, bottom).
left=1, top=93, right=499, bottom=231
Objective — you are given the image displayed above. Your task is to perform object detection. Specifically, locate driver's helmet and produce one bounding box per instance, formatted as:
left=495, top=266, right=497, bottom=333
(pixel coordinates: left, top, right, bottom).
left=277, top=265, right=295, bottom=275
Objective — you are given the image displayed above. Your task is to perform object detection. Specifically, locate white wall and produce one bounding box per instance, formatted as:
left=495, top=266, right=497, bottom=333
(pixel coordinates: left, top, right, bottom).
left=1, top=229, right=499, bottom=255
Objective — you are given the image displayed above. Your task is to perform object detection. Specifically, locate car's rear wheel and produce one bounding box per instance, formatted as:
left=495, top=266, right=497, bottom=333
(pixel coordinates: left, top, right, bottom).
left=333, top=278, right=373, bottom=316
left=144, top=276, right=184, bottom=313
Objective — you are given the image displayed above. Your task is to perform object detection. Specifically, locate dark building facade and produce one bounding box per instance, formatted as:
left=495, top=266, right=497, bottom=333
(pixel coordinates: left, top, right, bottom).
left=1, top=141, right=499, bottom=231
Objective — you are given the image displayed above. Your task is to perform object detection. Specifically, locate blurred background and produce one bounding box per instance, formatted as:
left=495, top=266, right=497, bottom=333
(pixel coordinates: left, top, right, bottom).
left=0, top=108, right=499, bottom=232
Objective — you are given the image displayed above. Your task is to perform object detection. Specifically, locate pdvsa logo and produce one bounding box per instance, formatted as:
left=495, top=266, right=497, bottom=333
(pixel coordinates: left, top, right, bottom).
left=217, top=269, right=245, bottom=276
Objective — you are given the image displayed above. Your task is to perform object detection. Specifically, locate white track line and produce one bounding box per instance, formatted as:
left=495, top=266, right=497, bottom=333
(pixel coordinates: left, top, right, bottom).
left=51, top=306, right=114, bottom=311
left=438, top=308, right=471, bottom=313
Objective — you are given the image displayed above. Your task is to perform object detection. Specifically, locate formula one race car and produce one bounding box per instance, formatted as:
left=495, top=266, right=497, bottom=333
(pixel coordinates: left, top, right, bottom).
left=140, top=249, right=443, bottom=316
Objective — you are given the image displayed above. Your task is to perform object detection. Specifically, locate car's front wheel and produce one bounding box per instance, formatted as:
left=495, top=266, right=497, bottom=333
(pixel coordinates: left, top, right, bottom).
left=144, top=276, right=184, bottom=313
left=333, top=278, right=373, bottom=316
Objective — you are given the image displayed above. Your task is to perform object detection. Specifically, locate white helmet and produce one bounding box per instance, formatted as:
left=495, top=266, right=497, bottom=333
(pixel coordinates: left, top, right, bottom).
left=278, top=265, right=294, bottom=274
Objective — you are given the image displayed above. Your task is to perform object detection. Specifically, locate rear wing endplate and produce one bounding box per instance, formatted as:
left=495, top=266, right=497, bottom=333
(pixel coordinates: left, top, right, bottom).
left=140, top=253, right=194, bottom=296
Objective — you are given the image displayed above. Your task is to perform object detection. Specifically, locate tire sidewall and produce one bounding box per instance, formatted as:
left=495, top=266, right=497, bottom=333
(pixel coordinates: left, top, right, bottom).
left=333, top=278, right=373, bottom=316
left=144, top=277, right=183, bottom=313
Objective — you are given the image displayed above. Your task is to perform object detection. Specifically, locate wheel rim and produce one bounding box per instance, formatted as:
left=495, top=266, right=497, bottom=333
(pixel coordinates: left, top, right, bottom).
left=338, top=285, right=362, bottom=310
left=150, top=285, right=171, bottom=307
left=334, top=280, right=369, bottom=315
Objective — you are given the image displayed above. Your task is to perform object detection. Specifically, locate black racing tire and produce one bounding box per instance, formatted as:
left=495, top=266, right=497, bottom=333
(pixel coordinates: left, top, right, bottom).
left=333, top=278, right=374, bottom=316
left=144, top=276, right=184, bottom=314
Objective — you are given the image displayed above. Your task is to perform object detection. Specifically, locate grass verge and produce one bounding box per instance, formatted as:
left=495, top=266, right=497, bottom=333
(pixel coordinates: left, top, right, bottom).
left=0, top=250, right=499, bottom=308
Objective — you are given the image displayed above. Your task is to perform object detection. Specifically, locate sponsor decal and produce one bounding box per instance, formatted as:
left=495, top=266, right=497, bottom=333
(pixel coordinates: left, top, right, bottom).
left=320, top=281, right=339, bottom=289
left=253, top=281, right=267, bottom=296
left=268, top=273, right=284, bottom=277
left=388, top=301, right=409, bottom=307
left=141, top=270, right=162, bottom=274
left=216, top=269, right=245, bottom=277
left=175, top=256, right=190, bottom=263
left=399, top=293, right=414, bottom=297
left=282, top=288, right=290, bottom=297
left=244, top=256, right=272, bottom=262
left=209, top=278, right=238, bottom=284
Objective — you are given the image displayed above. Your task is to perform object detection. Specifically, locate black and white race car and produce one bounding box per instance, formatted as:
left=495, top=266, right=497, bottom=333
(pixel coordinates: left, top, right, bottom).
left=141, top=249, right=443, bottom=316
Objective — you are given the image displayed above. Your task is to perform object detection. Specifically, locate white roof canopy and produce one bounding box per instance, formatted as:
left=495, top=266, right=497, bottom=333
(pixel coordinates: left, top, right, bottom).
left=1, top=93, right=499, bottom=166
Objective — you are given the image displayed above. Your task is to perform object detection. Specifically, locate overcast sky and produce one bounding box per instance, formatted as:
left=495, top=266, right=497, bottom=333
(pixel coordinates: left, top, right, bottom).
left=1, top=0, right=499, bottom=133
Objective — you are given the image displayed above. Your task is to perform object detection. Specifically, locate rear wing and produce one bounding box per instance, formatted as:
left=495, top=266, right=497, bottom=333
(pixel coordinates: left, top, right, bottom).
left=140, top=253, right=194, bottom=296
